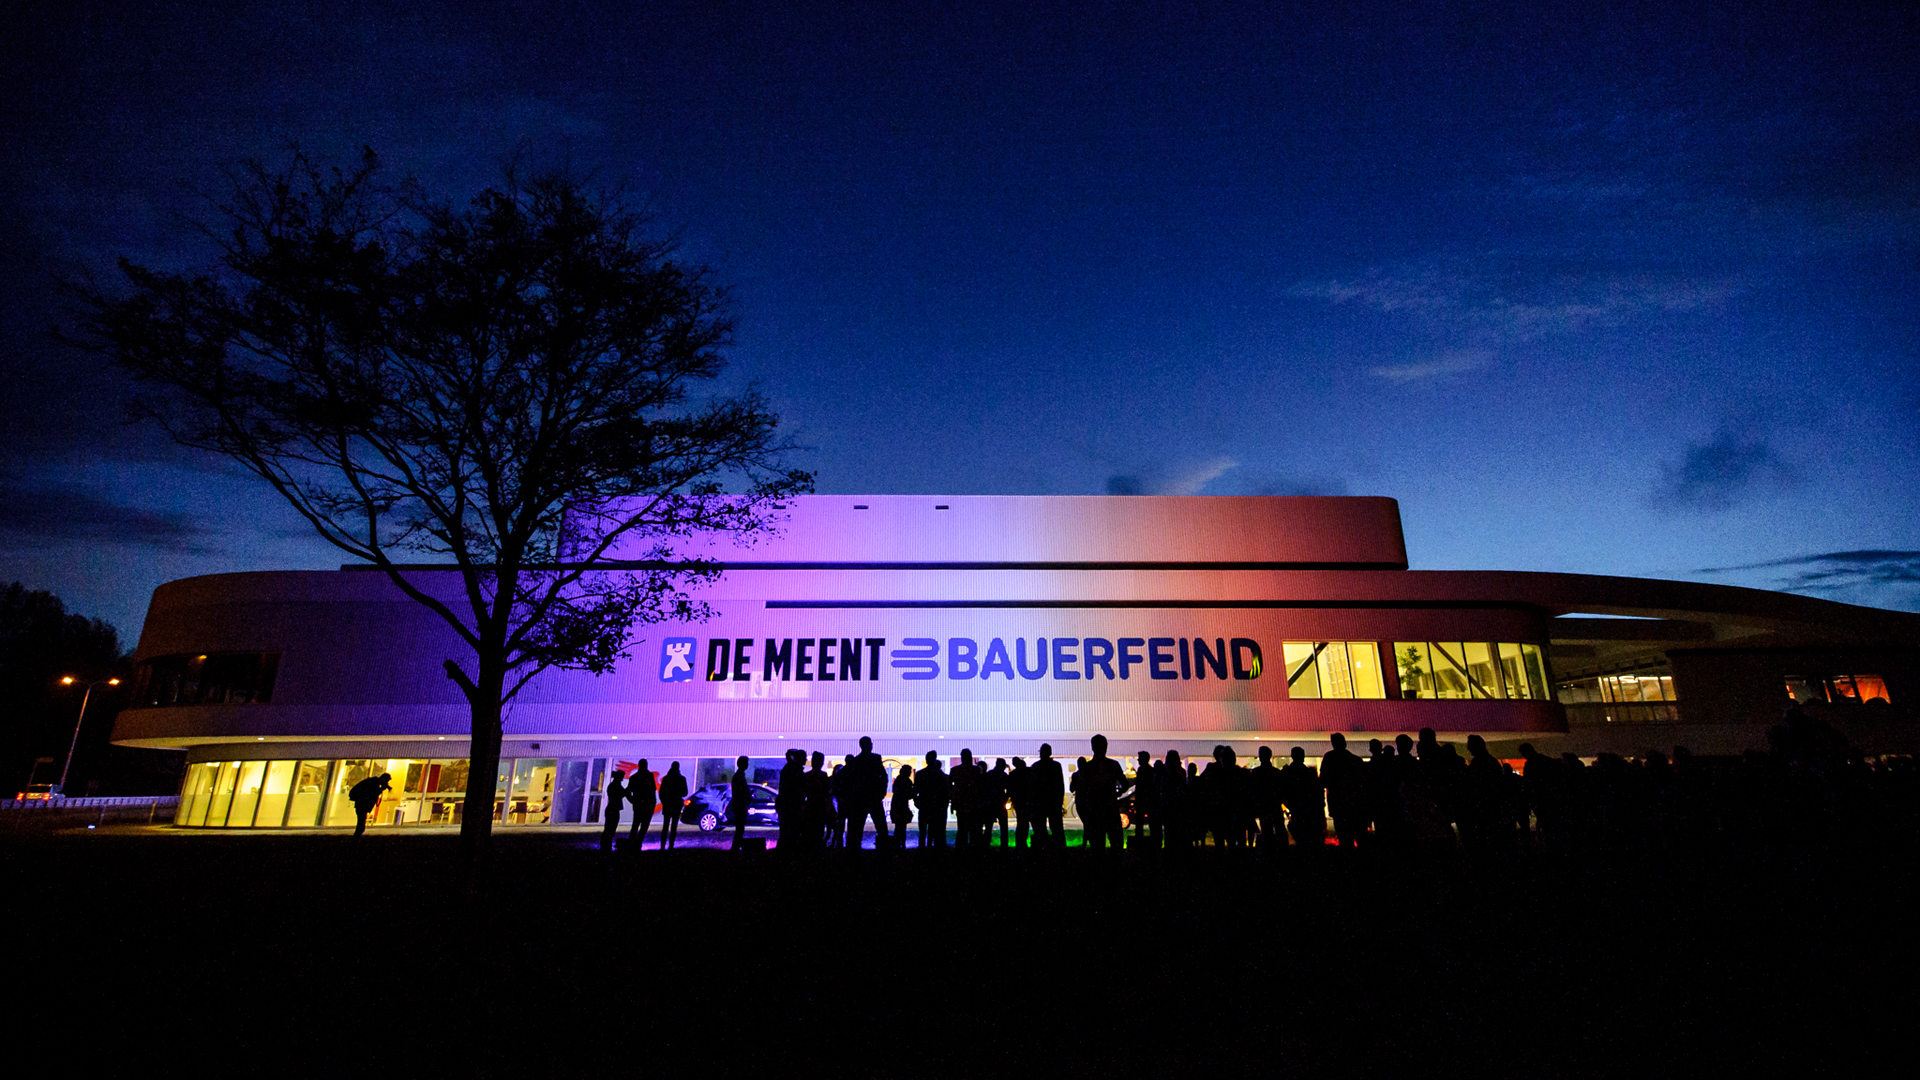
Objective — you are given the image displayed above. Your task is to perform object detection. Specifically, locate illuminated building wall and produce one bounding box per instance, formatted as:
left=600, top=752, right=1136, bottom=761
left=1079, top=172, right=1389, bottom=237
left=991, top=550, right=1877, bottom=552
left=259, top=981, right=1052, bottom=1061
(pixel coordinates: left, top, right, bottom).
left=113, top=495, right=1920, bottom=826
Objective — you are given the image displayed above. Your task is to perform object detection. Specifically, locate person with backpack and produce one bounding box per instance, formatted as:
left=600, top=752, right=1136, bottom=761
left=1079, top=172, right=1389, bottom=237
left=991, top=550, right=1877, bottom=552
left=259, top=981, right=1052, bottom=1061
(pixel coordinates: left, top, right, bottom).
left=349, top=772, right=392, bottom=837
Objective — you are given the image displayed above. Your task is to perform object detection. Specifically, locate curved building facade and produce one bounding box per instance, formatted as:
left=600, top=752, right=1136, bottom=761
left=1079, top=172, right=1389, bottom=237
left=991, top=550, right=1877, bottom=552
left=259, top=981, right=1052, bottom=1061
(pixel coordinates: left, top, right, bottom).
left=116, top=496, right=1919, bottom=828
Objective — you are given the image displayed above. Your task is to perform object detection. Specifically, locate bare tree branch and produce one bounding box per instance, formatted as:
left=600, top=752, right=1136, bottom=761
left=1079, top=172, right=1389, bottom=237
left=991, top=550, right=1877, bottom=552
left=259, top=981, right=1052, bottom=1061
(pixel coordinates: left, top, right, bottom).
left=63, top=148, right=811, bottom=847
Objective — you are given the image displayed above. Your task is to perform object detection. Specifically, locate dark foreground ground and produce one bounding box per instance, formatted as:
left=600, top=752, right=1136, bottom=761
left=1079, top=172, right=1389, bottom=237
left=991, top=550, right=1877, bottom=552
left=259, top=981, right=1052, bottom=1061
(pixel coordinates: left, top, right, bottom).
left=5, top=828, right=1915, bottom=1078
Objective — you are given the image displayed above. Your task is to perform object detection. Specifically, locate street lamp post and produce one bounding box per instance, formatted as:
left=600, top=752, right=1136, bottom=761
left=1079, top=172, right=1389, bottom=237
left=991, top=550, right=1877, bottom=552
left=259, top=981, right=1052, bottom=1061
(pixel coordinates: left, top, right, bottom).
left=56, top=676, right=119, bottom=797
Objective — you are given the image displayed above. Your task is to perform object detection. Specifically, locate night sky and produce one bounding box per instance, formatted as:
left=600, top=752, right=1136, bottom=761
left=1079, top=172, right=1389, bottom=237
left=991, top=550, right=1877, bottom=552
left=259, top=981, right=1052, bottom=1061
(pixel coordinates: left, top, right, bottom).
left=3, top=0, right=1916, bottom=636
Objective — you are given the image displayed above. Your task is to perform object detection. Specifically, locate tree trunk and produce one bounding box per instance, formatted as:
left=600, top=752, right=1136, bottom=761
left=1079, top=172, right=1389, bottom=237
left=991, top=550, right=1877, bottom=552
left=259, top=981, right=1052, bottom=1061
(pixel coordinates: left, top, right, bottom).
left=458, top=664, right=506, bottom=850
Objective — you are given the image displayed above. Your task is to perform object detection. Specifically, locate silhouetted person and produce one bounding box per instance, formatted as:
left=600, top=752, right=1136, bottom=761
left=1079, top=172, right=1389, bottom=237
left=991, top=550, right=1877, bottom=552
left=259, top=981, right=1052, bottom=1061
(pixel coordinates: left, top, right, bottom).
left=777, top=749, right=807, bottom=852
left=1032, top=744, right=1066, bottom=850
left=1503, top=760, right=1529, bottom=845
left=915, top=752, right=950, bottom=849
left=1559, top=752, right=1592, bottom=848
left=846, top=736, right=891, bottom=850
left=1250, top=746, right=1284, bottom=849
left=350, top=772, right=392, bottom=836
left=1322, top=733, right=1366, bottom=847
left=829, top=758, right=851, bottom=849
left=805, top=751, right=833, bottom=848
left=1517, top=743, right=1560, bottom=847
left=599, top=769, right=627, bottom=852
left=1132, top=750, right=1160, bottom=848
left=1365, top=739, right=1407, bottom=848
left=730, top=755, right=752, bottom=851
left=627, top=759, right=656, bottom=853
left=984, top=758, right=1011, bottom=847
left=658, top=762, right=688, bottom=850
left=1199, top=745, right=1247, bottom=849
left=1009, top=757, right=1033, bottom=848
left=952, top=749, right=982, bottom=850
left=1071, top=755, right=1087, bottom=836
left=1408, top=730, right=1455, bottom=846
left=1161, top=750, right=1188, bottom=850
left=891, top=764, right=916, bottom=847
left=1669, top=744, right=1713, bottom=846
left=1079, top=735, right=1127, bottom=854
left=1281, top=747, right=1325, bottom=848
left=1460, top=734, right=1506, bottom=851
left=1225, top=746, right=1255, bottom=846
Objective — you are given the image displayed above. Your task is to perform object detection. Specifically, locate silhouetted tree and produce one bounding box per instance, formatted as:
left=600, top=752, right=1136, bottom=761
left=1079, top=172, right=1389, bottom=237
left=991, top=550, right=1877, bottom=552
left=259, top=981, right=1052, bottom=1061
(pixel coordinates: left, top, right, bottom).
left=0, top=583, right=131, bottom=794
left=69, top=150, right=810, bottom=845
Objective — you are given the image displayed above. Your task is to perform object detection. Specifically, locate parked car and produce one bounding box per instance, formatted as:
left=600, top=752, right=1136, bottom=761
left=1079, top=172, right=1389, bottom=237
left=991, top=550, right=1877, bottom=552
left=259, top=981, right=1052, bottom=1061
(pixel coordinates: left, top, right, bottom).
left=682, top=782, right=780, bottom=832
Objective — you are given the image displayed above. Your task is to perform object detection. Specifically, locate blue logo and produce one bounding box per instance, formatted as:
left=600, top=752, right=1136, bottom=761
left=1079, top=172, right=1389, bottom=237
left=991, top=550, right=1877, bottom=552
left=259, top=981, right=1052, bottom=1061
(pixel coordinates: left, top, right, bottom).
left=659, top=637, right=697, bottom=682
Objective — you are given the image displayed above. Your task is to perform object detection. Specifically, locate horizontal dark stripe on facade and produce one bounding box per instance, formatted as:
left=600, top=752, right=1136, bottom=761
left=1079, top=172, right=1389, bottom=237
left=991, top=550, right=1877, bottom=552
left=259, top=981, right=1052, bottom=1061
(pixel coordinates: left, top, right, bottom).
left=764, top=599, right=1546, bottom=611
left=343, top=561, right=1410, bottom=572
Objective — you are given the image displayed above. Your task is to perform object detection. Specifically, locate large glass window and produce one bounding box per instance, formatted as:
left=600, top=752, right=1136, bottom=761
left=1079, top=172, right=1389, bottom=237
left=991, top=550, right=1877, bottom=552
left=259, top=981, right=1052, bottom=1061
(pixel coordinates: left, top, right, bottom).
left=1597, top=673, right=1672, bottom=702
left=426, top=759, right=471, bottom=825
left=1786, top=674, right=1891, bottom=705
left=508, top=759, right=558, bottom=824
left=554, top=760, right=588, bottom=823
left=1522, top=644, right=1550, bottom=700
left=1283, top=643, right=1321, bottom=698
left=1498, top=643, right=1532, bottom=699
left=288, top=760, right=332, bottom=826
left=177, top=762, right=215, bottom=825
left=1429, top=643, right=1473, bottom=699
left=131, top=653, right=280, bottom=707
left=227, top=760, right=267, bottom=827
left=324, top=760, right=375, bottom=826
left=1284, top=642, right=1387, bottom=700
left=177, top=755, right=772, bottom=829
left=255, top=760, right=295, bottom=827
left=1395, top=643, right=1433, bottom=699
left=1557, top=665, right=1677, bottom=724
left=1463, top=643, right=1503, bottom=699
left=203, top=761, right=241, bottom=827
left=1397, top=642, right=1554, bottom=700
left=585, top=759, right=607, bottom=824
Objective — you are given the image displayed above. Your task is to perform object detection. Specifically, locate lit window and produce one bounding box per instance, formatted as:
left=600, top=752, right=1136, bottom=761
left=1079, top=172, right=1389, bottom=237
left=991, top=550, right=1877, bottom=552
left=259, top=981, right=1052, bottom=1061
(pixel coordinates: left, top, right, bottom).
left=1284, top=642, right=1387, bottom=700
left=1784, top=674, right=1891, bottom=705
left=1399, top=643, right=1555, bottom=700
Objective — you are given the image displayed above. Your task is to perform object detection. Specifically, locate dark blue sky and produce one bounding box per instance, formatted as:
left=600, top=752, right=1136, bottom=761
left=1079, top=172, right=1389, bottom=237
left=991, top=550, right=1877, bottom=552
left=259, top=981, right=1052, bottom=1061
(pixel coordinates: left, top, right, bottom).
left=3, top=0, right=1916, bottom=635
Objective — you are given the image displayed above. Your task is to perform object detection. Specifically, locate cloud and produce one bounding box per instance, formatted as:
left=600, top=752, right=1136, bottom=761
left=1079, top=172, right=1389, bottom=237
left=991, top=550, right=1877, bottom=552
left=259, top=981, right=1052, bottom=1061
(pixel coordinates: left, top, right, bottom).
left=1700, top=550, right=1920, bottom=609
left=1654, top=427, right=1795, bottom=511
left=1370, top=350, right=1493, bottom=383
left=1702, top=550, right=1920, bottom=585
left=1286, top=272, right=1467, bottom=315
left=1288, top=264, right=1748, bottom=342
left=1103, top=456, right=1238, bottom=496
left=1161, top=456, right=1237, bottom=496
left=0, top=477, right=210, bottom=551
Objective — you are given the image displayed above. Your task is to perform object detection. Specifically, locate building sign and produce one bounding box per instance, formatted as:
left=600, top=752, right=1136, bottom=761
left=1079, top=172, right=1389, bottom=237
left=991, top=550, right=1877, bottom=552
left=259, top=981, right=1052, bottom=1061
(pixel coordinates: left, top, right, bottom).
left=685, top=636, right=1264, bottom=683
left=652, top=626, right=1284, bottom=703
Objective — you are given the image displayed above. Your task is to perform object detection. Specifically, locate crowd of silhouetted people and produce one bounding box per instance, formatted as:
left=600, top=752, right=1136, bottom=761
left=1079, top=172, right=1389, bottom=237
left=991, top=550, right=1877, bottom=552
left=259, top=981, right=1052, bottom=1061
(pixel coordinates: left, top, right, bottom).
left=595, top=707, right=1920, bottom=857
